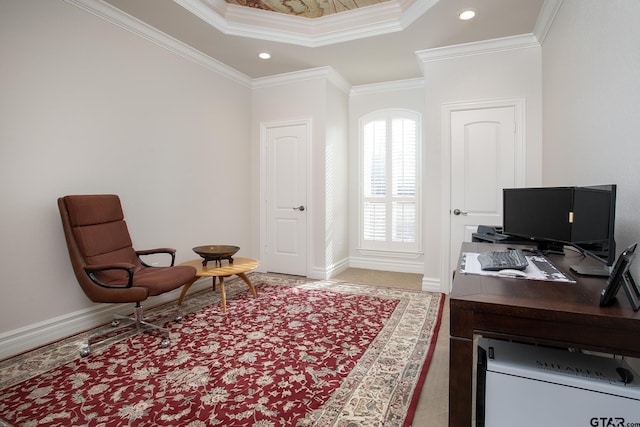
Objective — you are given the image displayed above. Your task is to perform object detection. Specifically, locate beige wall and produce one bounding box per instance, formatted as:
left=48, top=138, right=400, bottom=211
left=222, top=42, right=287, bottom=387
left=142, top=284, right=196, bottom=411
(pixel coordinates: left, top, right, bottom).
left=541, top=0, right=640, bottom=281
left=0, top=1, right=252, bottom=357
left=250, top=72, right=350, bottom=279
left=420, top=43, right=543, bottom=291
left=325, top=81, right=350, bottom=275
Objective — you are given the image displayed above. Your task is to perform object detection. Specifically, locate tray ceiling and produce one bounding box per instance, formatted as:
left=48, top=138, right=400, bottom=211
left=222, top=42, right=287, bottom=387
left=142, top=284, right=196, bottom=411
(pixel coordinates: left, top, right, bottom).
left=97, top=0, right=550, bottom=85
left=225, top=0, right=391, bottom=18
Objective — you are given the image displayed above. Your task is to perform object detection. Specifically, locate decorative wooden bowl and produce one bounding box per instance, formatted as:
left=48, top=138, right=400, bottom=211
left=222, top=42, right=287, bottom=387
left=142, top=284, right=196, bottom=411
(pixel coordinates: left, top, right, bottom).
left=193, top=245, right=240, bottom=266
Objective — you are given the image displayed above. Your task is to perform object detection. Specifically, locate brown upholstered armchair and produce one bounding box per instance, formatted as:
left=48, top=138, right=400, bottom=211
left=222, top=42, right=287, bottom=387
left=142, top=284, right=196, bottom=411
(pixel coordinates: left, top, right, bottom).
left=58, top=194, right=196, bottom=356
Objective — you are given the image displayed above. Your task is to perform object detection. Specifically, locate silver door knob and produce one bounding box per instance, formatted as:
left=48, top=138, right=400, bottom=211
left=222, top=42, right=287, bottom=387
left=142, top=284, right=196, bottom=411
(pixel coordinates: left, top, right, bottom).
left=293, top=205, right=305, bottom=211
left=453, top=208, right=468, bottom=216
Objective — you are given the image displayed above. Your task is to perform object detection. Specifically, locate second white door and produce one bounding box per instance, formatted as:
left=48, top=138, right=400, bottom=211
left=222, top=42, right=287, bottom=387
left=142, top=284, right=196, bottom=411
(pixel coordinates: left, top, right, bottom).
left=264, top=122, right=309, bottom=276
left=448, top=105, right=521, bottom=278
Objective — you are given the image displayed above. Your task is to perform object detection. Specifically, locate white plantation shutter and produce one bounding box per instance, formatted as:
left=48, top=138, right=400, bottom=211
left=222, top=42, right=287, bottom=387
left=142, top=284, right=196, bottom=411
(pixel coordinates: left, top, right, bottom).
left=363, top=201, right=386, bottom=241
left=363, top=120, right=386, bottom=198
left=392, top=201, right=415, bottom=243
left=361, top=110, right=421, bottom=252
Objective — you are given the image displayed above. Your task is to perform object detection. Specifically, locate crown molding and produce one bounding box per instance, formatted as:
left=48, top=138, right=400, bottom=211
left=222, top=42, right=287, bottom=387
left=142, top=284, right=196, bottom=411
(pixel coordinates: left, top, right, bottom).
left=174, top=0, right=438, bottom=47
left=533, top=0, right=564, bottom=44
left=350, top=78, right=424, bottom=96
left=64, top=0, right=353, bottom=91
left=64, top=0, right=253, bottom=88
left=326, top=68, right=352, bottom=94
left=252, top=66, right=351, bottom=94
left=397, top=0, right=440, bottom=28
left=415, top=33, right=540, bottom=65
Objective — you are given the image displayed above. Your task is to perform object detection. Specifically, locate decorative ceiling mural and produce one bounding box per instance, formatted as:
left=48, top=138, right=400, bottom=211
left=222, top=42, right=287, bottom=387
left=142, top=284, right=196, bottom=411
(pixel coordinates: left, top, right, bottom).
left=225, top=0, right=390, bottom=18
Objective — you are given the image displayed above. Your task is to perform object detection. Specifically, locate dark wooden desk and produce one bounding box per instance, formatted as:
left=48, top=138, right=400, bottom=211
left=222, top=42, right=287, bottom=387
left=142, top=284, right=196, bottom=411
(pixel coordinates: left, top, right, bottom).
left=449, top=242, right=640, bottom=427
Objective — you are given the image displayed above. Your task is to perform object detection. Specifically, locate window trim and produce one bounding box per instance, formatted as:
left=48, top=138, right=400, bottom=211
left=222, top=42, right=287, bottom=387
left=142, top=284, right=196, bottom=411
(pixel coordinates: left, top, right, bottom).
left=358, top=109, right=422, bottom=255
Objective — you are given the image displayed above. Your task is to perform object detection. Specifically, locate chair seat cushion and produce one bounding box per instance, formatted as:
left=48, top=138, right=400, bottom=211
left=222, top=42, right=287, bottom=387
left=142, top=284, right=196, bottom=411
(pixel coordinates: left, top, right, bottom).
left=132, top=265, right=196, bottom=296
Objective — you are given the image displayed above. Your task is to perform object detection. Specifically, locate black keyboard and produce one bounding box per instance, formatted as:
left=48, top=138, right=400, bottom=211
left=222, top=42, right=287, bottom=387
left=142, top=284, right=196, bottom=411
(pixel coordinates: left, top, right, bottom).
left=478, top=249, right=529, bottom=271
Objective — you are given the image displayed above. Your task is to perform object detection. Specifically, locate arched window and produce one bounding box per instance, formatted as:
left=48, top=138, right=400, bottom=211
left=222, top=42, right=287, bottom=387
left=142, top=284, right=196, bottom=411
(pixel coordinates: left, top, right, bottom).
left=360, top=109, right=421, bottom=253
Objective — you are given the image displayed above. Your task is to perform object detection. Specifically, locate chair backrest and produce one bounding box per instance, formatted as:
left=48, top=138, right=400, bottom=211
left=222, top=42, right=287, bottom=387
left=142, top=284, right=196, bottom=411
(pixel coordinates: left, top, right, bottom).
left=58, top=194, right=147, bottom=303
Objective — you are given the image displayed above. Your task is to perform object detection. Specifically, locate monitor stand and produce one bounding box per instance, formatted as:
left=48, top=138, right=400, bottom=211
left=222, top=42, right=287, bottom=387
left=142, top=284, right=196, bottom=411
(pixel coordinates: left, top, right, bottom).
left=569, top=264, right=611, bottom=277
left=536, top=241, right=565, bottom=256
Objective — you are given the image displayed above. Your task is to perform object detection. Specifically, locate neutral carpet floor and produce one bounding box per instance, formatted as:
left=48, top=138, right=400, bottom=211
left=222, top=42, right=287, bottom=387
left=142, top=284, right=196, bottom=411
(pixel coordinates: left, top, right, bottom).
left=332, top=268, right=449, bottom=427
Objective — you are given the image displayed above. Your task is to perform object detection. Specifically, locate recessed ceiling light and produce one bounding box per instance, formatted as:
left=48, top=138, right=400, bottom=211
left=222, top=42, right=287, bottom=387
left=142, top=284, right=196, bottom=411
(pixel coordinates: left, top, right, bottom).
left=458, top=9, right=477, bottom=20
left=258, top=52, right=271, bottom=60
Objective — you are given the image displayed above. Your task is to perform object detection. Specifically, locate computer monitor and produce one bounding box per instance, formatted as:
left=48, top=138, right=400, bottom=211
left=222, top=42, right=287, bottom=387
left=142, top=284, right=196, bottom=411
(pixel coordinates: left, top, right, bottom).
left=502, top=185, right=617, bottom=276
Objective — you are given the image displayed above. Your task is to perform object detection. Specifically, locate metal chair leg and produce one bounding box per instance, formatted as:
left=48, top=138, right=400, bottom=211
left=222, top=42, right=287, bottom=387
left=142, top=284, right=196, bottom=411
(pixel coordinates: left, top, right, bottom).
left=80, top=303, right=176, bottom=357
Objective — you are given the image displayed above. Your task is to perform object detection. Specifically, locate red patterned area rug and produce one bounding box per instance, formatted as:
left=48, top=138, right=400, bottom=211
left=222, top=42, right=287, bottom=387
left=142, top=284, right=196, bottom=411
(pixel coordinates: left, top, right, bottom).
left=0, top=273, right=444, bottom=427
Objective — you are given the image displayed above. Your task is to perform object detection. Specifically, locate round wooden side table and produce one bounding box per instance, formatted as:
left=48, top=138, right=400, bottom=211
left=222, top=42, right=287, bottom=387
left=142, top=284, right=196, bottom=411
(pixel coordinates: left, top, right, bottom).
left=178, top=257, right=259, bottom=313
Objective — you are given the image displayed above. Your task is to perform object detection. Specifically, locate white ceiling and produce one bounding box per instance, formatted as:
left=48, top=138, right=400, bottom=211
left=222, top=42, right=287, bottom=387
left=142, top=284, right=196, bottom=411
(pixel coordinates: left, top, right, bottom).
left=100, top=0, right=547, bottom=86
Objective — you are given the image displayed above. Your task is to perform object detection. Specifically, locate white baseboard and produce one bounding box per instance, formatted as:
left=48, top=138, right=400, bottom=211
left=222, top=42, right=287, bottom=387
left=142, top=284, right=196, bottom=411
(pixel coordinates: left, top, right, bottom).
left=421, top=276, right=443, bottom=293
left=0, top=278, right=210, bottom=361
left=309, top=258, right=350, bottom=280
left=348, top=256, right=424, bottom=274
left=327, top=259, right=350, bottom=278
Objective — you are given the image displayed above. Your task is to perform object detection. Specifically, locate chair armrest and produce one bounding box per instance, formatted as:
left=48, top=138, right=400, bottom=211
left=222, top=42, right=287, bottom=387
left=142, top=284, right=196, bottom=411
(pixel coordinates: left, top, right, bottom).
left=136, top=248, right=176, bottom=267
left=83, top=263, right=135, bottom=288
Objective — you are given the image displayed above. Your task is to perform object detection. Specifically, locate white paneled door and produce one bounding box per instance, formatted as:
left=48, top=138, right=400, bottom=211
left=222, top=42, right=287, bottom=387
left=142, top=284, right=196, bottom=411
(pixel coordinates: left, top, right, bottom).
left=448, top=105, right=522, bottom=283
left=264, top=122, right=309, bottom=276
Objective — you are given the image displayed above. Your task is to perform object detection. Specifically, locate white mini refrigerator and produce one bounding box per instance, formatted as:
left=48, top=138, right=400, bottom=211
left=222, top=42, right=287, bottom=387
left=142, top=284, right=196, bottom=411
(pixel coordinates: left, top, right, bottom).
left=477, top=338, right=640, bottom=427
